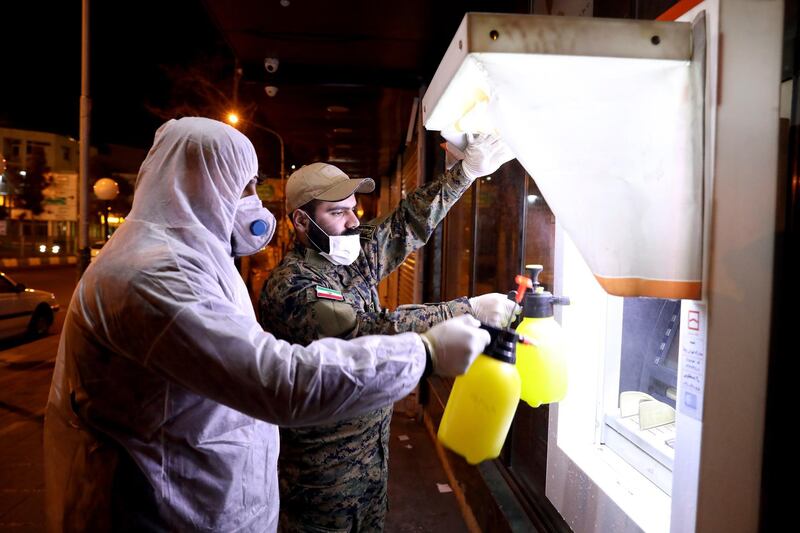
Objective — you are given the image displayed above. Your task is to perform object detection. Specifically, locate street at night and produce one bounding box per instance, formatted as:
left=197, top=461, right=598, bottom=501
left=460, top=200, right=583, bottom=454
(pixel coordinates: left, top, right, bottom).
left=0, top=267, right=75, bottom=531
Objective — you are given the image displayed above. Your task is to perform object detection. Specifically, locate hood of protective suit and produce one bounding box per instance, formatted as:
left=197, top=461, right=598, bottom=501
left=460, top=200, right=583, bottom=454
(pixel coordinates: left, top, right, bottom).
left=43, top=117, right=426, bottom=532
left=130, top=117, right=258, bottom=253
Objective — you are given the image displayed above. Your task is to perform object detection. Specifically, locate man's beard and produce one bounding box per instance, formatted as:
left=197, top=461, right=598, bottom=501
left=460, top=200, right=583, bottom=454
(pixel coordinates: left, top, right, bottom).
left=306, top=216, right=359, bottom=254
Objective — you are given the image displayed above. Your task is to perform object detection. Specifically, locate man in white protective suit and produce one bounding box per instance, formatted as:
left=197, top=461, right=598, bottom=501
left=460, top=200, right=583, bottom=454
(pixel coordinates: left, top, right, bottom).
left=43, top=117, right=490, bottom=532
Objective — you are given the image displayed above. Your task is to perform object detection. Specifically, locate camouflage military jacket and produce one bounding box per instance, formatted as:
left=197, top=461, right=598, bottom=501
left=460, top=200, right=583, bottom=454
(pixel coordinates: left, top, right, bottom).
left=260, top=165, right=474, bottom=344
left=258, top=166, right=474, bottom=522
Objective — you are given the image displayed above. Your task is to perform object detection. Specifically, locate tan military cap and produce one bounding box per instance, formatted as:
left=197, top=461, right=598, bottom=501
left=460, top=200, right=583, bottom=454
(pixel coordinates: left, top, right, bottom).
left=286, top=162, right=375, bottom=211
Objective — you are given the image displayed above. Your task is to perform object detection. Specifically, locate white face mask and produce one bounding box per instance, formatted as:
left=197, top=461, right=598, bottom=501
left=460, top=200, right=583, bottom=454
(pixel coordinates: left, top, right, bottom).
left=300, top=209, right=361, bottom=266
left=232, top=195, right=275, bottom=256
left=321, top=234, right=361, bottom=266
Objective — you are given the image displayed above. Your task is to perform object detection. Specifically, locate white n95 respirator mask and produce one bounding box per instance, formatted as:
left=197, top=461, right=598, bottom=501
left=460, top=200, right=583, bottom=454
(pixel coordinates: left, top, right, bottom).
left=231, top=195, right=275, bottom=256
left=299, top=209, right=361, bottom=266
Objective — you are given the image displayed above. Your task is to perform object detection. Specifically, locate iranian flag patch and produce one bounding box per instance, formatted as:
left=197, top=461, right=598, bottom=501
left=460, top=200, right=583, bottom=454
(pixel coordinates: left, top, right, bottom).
left=315, top=286, right=344, bottom=301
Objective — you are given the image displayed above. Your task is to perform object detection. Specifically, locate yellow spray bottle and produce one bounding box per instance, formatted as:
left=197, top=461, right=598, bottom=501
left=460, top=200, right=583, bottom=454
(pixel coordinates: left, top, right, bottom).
left=437, top=324, right=521, bottom=465
left=514, top=265, right=570, bottom=407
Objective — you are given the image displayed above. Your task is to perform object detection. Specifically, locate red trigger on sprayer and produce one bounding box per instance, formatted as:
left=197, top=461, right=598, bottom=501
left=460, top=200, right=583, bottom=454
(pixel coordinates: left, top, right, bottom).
left=506, top=274, right=533, bottom=328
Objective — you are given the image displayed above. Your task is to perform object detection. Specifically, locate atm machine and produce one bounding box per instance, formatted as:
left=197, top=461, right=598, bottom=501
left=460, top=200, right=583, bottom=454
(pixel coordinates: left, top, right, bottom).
left=422, top=1, right=782, bottom=532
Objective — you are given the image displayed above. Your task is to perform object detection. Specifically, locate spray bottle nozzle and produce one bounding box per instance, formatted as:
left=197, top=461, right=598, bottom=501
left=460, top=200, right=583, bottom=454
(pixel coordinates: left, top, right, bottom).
left=512, top=275, right=533, bottom=304
left=479, top=322, right=537, bottom=347
left=516, top=334, right=539, bottom=347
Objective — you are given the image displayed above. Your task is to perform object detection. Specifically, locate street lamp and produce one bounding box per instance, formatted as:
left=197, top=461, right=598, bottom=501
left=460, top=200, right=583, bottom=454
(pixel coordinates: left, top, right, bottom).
left=225, top=113, right=285, bottom=181
left=93, top=177, right=119, bottom=241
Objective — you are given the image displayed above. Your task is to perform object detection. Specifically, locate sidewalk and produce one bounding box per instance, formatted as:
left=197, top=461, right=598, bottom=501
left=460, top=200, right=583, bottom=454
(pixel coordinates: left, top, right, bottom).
left=0, top=256, right=77, bottom=271
left=0, top=334, right=59, bottom=532
left=386, top=414, right=468, bottom=532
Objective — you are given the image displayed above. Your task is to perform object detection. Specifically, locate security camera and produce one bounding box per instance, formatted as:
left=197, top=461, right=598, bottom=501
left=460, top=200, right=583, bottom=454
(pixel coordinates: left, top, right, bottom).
left=264, top=85, right=279, bottom=97
left=264, top=57, right=280, bottom=74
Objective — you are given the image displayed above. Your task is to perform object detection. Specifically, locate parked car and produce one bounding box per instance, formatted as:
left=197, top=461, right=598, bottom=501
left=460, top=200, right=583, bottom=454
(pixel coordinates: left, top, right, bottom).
left=0, top=272, right=59, bottom=339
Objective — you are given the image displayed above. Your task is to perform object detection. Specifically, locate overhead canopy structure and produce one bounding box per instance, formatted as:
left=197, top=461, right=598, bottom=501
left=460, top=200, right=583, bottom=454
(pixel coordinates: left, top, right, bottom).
left=423, top=13, right=704, bottom=299
left=202, top=1, right=530, bottom=182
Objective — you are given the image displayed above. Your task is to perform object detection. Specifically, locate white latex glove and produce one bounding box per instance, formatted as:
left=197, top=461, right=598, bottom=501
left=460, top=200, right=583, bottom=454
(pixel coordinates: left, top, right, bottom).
left=468, top=293, right=520, bottom=327
left=420, top=314, right=491, bottom=377
left=461, top=133, right=515, bottom=180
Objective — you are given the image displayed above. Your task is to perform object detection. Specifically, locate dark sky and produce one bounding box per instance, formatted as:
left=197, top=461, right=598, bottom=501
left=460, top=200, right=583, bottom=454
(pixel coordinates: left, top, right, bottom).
left=2, top=0, right=230, bottom=149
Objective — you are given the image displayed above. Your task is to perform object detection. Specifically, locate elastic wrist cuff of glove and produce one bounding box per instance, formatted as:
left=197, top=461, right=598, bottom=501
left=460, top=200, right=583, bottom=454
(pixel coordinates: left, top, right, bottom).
left=420, top=333, right=436, bottom=378
left=461, top=166, right=480, bottom=182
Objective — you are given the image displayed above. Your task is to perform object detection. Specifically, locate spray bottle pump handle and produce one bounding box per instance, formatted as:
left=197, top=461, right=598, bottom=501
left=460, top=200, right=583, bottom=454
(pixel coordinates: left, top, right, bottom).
left=525, top=264, right=544, bottom=288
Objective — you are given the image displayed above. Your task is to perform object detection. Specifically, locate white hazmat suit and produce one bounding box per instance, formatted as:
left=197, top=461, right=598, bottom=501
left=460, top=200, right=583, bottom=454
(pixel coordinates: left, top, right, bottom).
left=43, top=117, right=439, bottom=531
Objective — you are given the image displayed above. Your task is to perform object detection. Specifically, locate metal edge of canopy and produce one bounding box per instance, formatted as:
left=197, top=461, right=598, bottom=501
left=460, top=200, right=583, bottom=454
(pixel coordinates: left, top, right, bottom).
left=422, top=12, right=694, bottom=128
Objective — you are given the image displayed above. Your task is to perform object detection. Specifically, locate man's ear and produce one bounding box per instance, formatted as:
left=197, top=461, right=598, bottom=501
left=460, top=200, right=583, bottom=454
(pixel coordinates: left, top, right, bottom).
left=291, top=210, right=308, bottom=232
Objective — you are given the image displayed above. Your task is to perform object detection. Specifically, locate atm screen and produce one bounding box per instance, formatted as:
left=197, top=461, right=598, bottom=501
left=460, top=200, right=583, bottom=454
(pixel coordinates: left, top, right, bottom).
left=619, top=298, right=681, bottom=409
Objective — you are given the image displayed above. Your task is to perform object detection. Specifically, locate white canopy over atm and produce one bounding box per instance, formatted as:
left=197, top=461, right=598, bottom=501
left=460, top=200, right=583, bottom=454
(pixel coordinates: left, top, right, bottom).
left=423, top=13, right=704, bottom=300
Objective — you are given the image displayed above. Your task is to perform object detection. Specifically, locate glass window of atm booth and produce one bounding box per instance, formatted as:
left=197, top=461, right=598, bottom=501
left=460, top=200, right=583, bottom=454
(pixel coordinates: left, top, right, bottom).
left=440, top=160, right=680, bottom=529
left=440, top=159, right=566, bottom=523
left=553, top=229, right=675, bottom=531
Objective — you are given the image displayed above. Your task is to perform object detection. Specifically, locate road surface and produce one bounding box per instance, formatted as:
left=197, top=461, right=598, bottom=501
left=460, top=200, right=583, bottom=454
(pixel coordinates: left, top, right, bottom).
left=0, top=266, right=76, bottom=531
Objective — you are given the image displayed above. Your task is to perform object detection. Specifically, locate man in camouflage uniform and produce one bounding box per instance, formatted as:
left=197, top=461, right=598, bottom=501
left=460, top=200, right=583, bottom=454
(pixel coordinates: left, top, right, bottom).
left=259, top=134, right=515, bottom=532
